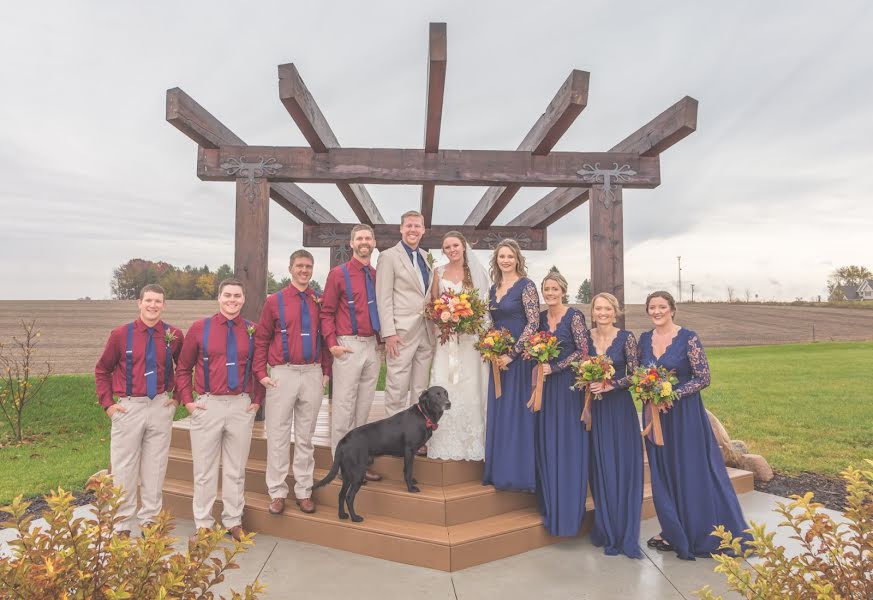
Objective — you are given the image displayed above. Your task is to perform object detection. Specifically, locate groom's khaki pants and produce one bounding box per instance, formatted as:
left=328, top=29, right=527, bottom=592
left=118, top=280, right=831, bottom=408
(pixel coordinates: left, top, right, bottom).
left=189, top=393, right=255, bottom=529
left=109, top=393, right=175, bottom=532
left=265, top=363, right=323, bottom=501
left=384, top=324, right=434, bottom=417
left=330, top=335, right=380, bottom=455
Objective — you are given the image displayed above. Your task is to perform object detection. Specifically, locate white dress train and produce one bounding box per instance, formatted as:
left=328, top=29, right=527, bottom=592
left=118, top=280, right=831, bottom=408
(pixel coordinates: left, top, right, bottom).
left=426, top=278, right=488, bottom=461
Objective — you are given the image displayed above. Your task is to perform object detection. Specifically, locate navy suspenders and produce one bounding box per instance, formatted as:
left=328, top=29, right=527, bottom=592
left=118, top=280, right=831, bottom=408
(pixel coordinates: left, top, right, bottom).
left=340, top=265, right=358, bottom=335
left=124, top=322, right=173, bottom=397
left=201, top=317, right=254, bottom=395
left=274, top=290, right=320, bottom=364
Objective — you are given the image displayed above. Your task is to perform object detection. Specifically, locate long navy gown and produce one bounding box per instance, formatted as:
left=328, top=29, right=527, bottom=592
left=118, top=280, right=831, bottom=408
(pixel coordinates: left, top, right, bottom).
left=534, top=307, right=590, bottom=536
left=588, top=329, right=644, bottom=558
left=639, top=328, right=751, bottom=560
left=483, top=278, right=540, bottom=492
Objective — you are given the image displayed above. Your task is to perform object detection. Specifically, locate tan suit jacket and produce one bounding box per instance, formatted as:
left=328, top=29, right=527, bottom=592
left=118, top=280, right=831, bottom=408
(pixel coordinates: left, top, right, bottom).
left=376, top=242, right=435, bottom=343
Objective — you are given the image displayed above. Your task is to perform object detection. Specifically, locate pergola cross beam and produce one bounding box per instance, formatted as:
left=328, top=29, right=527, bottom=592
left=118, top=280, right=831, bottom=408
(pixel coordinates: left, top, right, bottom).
left=278, top=63, right=384, bottom=225
left=464, top=69, right=590, bottom=228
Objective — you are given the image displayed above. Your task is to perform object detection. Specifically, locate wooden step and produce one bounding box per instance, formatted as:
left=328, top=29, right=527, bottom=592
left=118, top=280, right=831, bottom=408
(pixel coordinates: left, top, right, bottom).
left=162, top=478, right=569, bottom=571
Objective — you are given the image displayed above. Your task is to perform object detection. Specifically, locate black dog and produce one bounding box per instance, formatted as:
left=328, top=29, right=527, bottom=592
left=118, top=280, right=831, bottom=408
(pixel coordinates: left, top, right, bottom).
left=313, top=386, right=450, bottom=522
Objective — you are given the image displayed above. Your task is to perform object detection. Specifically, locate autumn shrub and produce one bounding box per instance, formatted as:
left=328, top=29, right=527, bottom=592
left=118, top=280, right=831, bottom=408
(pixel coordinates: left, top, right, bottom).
left=0, top=473, right=263, bottom=599
left=697, top=460, right=873, bottom=599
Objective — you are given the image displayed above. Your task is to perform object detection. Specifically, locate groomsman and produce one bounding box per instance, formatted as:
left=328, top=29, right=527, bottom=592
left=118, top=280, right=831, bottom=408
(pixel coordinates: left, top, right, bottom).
left=320, top=224, right=382, bottom=481
left=376, top=210, right=436, bottom=419
left=175, top=279, right=262, bottom=541
left=254, top=250, right=330, bottom=515
left=95, top=284, right=184, bottom=536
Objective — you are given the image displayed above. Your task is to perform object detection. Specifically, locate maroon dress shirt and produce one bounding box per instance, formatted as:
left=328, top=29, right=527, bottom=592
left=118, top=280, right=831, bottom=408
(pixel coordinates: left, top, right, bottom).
left=94, top=318, right=184, bottom=410
left=320, top=256, right=380, bottom=348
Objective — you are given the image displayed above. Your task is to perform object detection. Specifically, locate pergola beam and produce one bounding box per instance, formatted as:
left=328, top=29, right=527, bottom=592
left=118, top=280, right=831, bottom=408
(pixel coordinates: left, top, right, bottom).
left=166, top=87, right=337, bottom=225
left=278, top=64, right=384, bottom=225
left=199, top=146, right=660, bottom=188
left=464, top=70, right=589, bottom=228
left=509, top=96, right=698, bottom=228
left=303, top=224, right=546, bottom=251
left=420, top=22, right=447, bottom=226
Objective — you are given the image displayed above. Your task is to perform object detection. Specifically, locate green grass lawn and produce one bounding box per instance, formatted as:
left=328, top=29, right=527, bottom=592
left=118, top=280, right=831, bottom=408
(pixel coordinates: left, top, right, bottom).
left=1, top=342, right=870, bottom=504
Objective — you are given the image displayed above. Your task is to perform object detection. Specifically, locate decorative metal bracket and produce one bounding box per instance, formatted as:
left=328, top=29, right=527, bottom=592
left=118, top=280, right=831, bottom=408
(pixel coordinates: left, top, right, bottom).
left=478, top=231, right=533, bottom=249
left=221, top=157, right=283, bottom=204
left=577, top=163, right=636, bottom=208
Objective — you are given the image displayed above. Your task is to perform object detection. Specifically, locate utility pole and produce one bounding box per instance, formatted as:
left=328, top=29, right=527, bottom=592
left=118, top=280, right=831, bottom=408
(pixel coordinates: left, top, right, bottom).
left=691, top=283, right=695, bottom=302
left=677, top=256, right=682, bottom=302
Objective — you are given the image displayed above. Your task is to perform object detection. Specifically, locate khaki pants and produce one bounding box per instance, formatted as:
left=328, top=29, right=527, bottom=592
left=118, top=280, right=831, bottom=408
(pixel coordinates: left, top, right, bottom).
left=265, top=363, right=324, bottom=500
left=330, top=335, right=380, bottom=455
left=189, top=394, right=255, bottom=529
left=109, top=393, right=176, bottom=532
left=384, top=324, right=434, bottom=417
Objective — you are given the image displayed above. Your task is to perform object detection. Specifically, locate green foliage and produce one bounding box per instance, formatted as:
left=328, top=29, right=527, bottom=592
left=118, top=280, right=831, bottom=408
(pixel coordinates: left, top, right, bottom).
left=0, top=320, right=52, bottom=442
left=110, top=259, right=175, bottom=300
left=0, top=473, right=263, bottom=599
left=576, top=279, right=592, bottom=304
left=266, top=272, right=290, bottom=295
left=696, top=461, right=873, bottom=600
left=827, top=264, right=872, bottom=301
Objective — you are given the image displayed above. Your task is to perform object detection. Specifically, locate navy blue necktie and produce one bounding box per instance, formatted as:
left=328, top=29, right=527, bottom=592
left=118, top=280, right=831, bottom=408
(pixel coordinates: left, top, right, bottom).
left=226, top=320, right=239, bottom=390
left=299, top=291, right=312, bottom=362
left=145, top=327, right=157, bottom=399
left=408, top=248, right=429, bottom=290
left=363, top=267, right=381, bottom=332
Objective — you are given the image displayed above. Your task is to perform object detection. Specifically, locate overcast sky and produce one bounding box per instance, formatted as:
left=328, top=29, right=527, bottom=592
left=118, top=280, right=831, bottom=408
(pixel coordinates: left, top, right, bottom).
left=1, top=1, right=871, bottom=302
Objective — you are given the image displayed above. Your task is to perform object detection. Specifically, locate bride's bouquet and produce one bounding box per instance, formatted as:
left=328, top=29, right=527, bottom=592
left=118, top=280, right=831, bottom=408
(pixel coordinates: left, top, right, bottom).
left=522, top=331, right=561, bottom=413
left=425, top=289, right=489, bottom=344
left=475, top=328, right=515, bottom=399
left=571, top=355, right=616, bottom=430
left=629, top=365, right=679, bottom=446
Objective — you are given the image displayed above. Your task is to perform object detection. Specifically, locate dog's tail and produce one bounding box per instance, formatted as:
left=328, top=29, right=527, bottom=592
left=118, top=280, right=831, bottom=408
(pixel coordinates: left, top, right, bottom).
left=312, top=443, right=343, bottom=489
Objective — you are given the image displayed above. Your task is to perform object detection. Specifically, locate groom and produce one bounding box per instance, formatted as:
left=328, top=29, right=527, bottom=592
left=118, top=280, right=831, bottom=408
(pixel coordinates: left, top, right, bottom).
left=376, top=210, right=436, bottom=420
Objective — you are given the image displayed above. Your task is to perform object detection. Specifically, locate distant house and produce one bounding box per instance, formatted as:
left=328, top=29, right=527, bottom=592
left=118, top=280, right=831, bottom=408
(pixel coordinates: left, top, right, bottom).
left=838, top=279, right=873, bottom=301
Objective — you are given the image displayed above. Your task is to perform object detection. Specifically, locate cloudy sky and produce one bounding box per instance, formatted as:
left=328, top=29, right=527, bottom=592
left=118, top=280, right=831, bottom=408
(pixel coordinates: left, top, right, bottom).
left=1, top=1, right=871, bottom=302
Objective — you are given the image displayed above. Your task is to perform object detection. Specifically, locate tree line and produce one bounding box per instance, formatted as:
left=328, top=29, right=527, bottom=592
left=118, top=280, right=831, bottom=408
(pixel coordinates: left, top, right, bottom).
left=110, top=259, right=321, bottom=300
left=827, top=265, right=872, bottom=301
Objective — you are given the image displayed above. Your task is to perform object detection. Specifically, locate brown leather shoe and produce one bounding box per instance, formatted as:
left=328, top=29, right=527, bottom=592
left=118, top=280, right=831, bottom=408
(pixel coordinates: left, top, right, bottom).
left=364, top=469, right=382, bottom=482
left=268, top=497, right=285, bottom=515
left=228, top=525, right=245, bottom=542
left=296, top=497, right=316, bottom=513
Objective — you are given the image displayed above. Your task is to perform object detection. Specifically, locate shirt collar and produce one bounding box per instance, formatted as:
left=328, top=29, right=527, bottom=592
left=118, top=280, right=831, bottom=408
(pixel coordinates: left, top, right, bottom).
left=135, top=318, right=163, bottom=332
left=349, top=255, right=370, bottom=271
left=216, top=313, right=240, bottom=326
left=400, top=241, right=419, bottom=257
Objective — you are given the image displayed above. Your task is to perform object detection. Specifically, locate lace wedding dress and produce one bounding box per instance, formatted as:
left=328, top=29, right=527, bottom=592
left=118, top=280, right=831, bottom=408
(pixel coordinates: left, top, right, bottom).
left=426, top=277, right=488, bottom=461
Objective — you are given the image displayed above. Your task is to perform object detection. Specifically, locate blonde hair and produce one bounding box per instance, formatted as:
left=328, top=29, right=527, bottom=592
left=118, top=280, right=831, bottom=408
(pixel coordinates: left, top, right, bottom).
left=541, top=269, right=568, bottom=295
left=442, top=231, right=474, bottom=290
left=590, top=292, right=623, bottom=324
left=489, top=239, right=527, bottom=287
left=400, top=210, right=425, bottom=226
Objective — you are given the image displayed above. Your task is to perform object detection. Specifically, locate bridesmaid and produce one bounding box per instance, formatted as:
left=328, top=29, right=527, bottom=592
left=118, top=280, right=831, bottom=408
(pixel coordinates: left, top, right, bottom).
left=639, top=290, right=750, bottom=560
left=533, top=270, right=590, bottom=536
left=483, top=239, right=540, bottom=492
left=586, top=292, right=644, bottom=558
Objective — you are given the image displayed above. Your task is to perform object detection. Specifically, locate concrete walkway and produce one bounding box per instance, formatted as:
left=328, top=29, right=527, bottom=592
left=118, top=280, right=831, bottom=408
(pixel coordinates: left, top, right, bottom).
left=1, top=491, right=841, bottom=599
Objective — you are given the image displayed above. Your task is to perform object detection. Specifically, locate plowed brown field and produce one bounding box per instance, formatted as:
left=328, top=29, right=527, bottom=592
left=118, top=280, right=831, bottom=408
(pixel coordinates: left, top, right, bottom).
left=1, top=300, right=871, bottom=374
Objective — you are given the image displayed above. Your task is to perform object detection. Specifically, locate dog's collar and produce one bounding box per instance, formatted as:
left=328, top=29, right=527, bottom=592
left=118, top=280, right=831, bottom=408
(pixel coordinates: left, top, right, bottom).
left=416, top=403, right=438, bottom=431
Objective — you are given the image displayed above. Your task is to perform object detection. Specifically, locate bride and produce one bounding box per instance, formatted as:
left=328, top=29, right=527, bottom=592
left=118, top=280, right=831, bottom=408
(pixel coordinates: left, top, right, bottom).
left=426, top=231, right=490, bottom=461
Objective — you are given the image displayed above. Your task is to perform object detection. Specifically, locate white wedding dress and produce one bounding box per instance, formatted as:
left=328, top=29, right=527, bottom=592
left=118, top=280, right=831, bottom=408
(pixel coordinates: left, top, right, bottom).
left=427, top=276, right=488, bottom=461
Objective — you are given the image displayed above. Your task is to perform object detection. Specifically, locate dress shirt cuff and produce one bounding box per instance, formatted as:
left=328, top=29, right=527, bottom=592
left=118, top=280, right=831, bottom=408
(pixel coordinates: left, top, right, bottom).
left=99, top=395, right=115, bottom=411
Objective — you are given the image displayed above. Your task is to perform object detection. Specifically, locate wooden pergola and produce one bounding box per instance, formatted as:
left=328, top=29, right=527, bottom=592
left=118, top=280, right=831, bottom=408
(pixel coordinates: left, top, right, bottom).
left=167, top=23, right=697, bottom=323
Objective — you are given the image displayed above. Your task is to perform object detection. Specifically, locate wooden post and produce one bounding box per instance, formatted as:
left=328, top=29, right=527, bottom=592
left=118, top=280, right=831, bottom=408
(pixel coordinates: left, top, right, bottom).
left=234, top=177, right=270, bottom=322
left=589, top=185, right=625, bottom=328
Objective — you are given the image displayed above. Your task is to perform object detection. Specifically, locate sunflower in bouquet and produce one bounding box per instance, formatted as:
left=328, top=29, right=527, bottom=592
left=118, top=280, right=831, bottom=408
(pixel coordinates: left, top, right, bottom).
left=522, top=331, right=561, bottom=412
left=629, top=365, right=679, bottom=446
left=475, top=328, right=515, bottom=398
left=571, top=355, right=616, bottom=430
left=425, top=289, right=489, bottom=344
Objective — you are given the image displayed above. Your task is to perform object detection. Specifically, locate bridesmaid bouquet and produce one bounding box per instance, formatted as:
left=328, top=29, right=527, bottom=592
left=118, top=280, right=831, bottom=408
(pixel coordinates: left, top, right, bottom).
left=475, top=328, right=515, bottom=399
left=425, top=289, right=489, bottom=344
left=571, top=355, right=616, bottom=430
left=629, top=365, right=679, bottom=446
left=522, top=331, right=561, bottom=413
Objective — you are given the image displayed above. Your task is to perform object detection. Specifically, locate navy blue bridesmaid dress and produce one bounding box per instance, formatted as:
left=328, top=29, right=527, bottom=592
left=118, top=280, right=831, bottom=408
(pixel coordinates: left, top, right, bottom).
left=534, top=307, right=591, bottom=536
left=483, top=278, right=540, bottom=492
left=588, top=329, right=644, bottom=558
left=639, top=328, right=751, bottom=560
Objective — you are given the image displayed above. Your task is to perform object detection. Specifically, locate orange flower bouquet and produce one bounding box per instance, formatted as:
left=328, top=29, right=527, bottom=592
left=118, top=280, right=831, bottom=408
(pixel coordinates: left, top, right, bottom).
left=475, top=328, right=515, bottom=399
left=522, top=331, right=561, bottom=412
left=629, top=365, right=679, bottom=446
left=571, top=355, right=616, bottom=430
left=425, top=289, right=488, bottom=344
